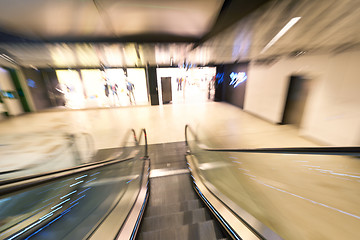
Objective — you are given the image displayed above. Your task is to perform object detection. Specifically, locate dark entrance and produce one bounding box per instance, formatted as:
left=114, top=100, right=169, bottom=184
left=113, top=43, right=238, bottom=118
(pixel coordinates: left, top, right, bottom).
left=161, top=77, right=172, bottom=104
left=282, top=75, right=311, bottom=127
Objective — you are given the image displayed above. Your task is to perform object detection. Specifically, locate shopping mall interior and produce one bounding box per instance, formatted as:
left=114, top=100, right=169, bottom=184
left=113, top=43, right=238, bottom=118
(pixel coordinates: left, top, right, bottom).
left=0, top=0, right=359, bottom=240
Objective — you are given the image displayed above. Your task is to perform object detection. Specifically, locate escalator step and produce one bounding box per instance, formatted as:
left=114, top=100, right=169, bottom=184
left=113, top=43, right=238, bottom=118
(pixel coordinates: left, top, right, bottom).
left=147, top=194, right=198, bottom=206
left=149, top=178, right=193, bottom=194
left=141, top=208, right=209, bottom=232
left=141, top=212, right=183, bottom=232
left=186, top=208, right=212, bottom=223
left=148, top=185, right=198, bottom=206
left=184, top=199, right=203, bottom=211
left=138, top=227, right=176, bottom=240
left=197, top=220, right=220, bottom=240
left=150, top=188, right=197, bottom=197
left=137, top=220, right=218, bottom=240
left=145, top=199, right=202, bottom=217
left=212, top=222, right=229, bottom=239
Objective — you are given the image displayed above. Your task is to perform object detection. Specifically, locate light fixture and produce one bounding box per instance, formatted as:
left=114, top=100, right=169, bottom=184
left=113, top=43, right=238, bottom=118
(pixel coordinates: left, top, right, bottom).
left=261, top=17, right=301, bottom=54
left=29, top=64, right=38, bottom=70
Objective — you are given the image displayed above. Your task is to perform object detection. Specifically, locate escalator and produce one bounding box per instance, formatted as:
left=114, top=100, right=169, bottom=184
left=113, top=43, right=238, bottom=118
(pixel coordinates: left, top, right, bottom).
left=184, top=125, right=360, bottom=240
left=136, top=142, right=228, bottom=240
left=0, top=128, right=232, bottom=240
left=0, top=128, right=229, bottom=240
left=0, top=129, right=150, bottom=240
left=1, top=126, right=359, bottom=240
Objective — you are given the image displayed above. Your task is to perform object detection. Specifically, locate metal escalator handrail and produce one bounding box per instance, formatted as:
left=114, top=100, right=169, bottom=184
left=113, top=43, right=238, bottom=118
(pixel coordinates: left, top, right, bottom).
left=185, top=124, right=360, bottom=156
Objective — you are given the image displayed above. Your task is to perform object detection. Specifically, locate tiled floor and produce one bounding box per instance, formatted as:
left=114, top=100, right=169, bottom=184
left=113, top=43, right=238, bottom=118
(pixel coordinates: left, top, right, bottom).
left=0, top=102, right=320, bottom=147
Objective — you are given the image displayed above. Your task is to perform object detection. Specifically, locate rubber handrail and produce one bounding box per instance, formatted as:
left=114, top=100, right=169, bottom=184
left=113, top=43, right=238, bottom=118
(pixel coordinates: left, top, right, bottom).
left=185, top=124, right=197, bottom=147
left=205, top=146, right=360, bottom=155
left=138, top=128, right=148, bottom=158
left=185, top=124, right=360, bottom=155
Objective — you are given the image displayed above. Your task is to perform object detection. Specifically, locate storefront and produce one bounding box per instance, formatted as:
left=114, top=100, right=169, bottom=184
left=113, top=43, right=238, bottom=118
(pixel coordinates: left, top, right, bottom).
left=55, top=70, right=86, bottom=109
left=55, top=68, right=149, bottom=109
left=80, top=69, right=108, bottom=108
left=156, top=67, right=216, bottom=104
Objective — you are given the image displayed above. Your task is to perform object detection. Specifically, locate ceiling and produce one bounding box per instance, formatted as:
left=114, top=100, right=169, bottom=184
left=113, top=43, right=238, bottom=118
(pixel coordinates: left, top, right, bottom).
left=0, top=0, right=359, bottom=67
left=2, top=0, right=219, bottom=41
left=201, top=0, right=360, bottom=62
left=0, top=0, right=269, bottom=42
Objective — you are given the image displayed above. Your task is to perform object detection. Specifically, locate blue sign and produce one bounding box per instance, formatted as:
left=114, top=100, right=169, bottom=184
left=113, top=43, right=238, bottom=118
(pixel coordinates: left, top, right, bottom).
left=1, top=91, right=16, bottom=99
left=27, top=79, right=36, bottom=88
left=216, top=73, right=224, bottom=84
left=229, top=72, right=247, bottom=88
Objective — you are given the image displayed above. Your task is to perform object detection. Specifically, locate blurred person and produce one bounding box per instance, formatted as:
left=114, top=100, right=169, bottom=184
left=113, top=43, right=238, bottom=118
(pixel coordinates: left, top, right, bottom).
left=104, top=80, right=110, bottom=98
left=101, top=70, right=110, bottom=99
left=55, top=83, right=73, bottom=107
left=177, top=78, right=183, bottom=91
left=111, top=83, right=120, bottom=105
left=126, top=79, right=136, bottom=105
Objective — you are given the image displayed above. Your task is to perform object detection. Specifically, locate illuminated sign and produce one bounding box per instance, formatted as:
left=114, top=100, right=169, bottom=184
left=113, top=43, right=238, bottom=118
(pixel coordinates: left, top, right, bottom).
left=1, top=91, right=16, bottom=99
left=216, top=73, right=224, bottom=84
left=27, top=79, right=36, bottom=88
left=229, top=72, right=247, bottom=88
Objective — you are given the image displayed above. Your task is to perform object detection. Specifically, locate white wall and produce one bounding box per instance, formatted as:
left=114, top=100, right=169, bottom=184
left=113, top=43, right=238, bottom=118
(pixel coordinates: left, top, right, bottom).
left=244, top=50, right=360, bottom=146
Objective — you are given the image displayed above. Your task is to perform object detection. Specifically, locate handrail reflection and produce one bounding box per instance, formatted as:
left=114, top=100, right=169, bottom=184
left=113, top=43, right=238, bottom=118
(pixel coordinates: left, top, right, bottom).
left=0, top=131, right=96, bottom=179
left=0, top=128, right=149, bottom=194
left=138, top=128, right=148, bottom=158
